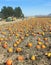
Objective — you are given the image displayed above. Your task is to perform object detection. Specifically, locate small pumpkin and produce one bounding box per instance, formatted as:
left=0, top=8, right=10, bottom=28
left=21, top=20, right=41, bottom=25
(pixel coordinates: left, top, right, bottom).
left=49, top=32, right=51, bottom=34
left=0, top=38, right=3, bottom=41
left=27, top=42, right=33, bottom=47
left=8, top=48, right=13, bottom=53
left=25, top=33, right=29, bottom=37
left=44, top=38, right=48, bottom=41
left=41, top=44, right=46, bottom=49
left=47, top=53, right=51, bottom=57
left=37, top=38, right=41, bottom=41
left=41, top=32, right=45, bottom=36
left=18, top=39, right=21, bottom=43
left=3, top=43, right=8, bottom=48
left=6, top=59, right=12, bottom=65
left=49, top=27, right=51, bottom=31
left=33, top=33, right=36, bottom=37
left=1, top=32, right=6, bottom=35
left=20, top=36, right=24, bottom=40
left=16, top=41, right=20, bottom=45
left=15, top=33, right=19, bottom=37
left=37, top=32, right=41, bottom=35
left=45, top=52, right=48, bottom=56
left=17, top=55, right=24, bottom=61
left=16, top=48, right=22, bottom=52
left=13, top=43, right=17, bottom=47
left=45, top=52, right=51, bottom=57
left=31, top=55, right=36, bottom=61
left=36, top=45, right=41, bottom=49
left=38, top=42, right=43, bottom=45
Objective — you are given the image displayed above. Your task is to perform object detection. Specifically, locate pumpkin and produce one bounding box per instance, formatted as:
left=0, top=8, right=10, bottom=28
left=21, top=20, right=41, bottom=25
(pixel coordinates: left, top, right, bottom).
left=15, top=33, right=19, bottom=37
left=8, top=48, right=13, bottom=53
left=6, top=59, right=12, bottom=65
left=45, top=52, right=51, bottom=57
left=16, top=41, right=20, bottom=45
left=18, top=39, right=21, bottom=43
left=33, top=33, right=36, bottom=37
left=38, top=42, right=43, bottom=45
left=47, top=53, right=51, bottom=57
left=16, top=48, right=22, bottom=52
left=37, top=32, right=41, bottom=35
left=0, top=38, right=3, bottom=41
left=27, top=42, right=33, bottom=47
left=49, top=27, right=51, bottom=31
left=0, top=42, right=1, bottom=45
left=41, top=32, right=45, bottom=36
left=45, top=52, right=48, bottom=56
left=3, top=43, right=8, bottom=48
left=25, top=33, right=29, bottom=37
left=17, top=55, right=24, bottom=61
left=31, top=55, right=36, bottom=61
left=37, top=38, right=41, bottom=41
left=1, top=32, right=6, bottom=35
left=13, top=43, right=17, bottom=47
left=20, top=36, right=24, bottom=40
left=44, top=38, right=48, bottom=41
left=36, top=45, right=41, bottom=49
left=49, top=32, right=51, bottom=34
left=41, top=44, right=46, bottom=49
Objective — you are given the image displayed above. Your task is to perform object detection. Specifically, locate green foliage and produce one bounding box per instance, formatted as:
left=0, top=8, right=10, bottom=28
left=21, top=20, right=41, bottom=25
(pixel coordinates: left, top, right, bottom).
left=1, top=6, right=24, bottom=19
left=14, top=7, right=24, bottom=18
left=0, top=12, right=3, bottom=18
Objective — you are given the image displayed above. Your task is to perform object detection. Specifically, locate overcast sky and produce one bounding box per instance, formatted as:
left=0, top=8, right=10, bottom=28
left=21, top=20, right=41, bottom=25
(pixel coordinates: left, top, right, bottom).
left=0, top=0, right=51, bottom=16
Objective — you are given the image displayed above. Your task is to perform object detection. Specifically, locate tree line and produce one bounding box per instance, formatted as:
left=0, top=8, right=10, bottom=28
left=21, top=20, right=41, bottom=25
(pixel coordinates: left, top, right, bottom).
left=0, top=6, right=24, bottom=18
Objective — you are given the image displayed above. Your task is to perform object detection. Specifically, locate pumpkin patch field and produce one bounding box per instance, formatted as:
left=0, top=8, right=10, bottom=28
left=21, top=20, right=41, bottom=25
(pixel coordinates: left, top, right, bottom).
left=0, top=18, right=51, bottom=65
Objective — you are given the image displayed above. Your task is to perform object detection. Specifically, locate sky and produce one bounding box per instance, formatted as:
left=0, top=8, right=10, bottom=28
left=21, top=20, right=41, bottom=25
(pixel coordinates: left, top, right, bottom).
left=0, top=0, right=51, bottom=16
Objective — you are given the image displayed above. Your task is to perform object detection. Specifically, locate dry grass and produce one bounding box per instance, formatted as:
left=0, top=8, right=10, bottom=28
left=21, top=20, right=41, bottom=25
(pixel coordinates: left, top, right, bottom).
left=0, top=18, right=51, bottom=65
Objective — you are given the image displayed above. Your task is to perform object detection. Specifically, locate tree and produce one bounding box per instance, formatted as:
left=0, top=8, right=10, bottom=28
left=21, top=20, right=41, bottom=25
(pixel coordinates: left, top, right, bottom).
left=0, top=12, right=3, bottom=18
left=6, top=7, right=14, bottom=16
left=1, top=6, right=14, bottom=18
left=14, top=7, right=24, bottom=18
left=1, top=6, right=7, bottom=18
left=1, top=6, right=24, bottom=18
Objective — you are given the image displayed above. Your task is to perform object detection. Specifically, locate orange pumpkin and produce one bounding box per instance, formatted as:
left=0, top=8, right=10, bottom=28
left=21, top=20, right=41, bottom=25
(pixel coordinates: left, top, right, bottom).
left=16, top=41, right=20, bottom=45
left=33, top=33, right=36, bottom=37
left=17, top=55, right=24, bottom=61
left=49, top=27, right=51, bottom=31
left=20, top=36, right=24, bottom=40
left=6, top=59, right=12, bottom=65
left=25, top=33, right=29, bottom=37
left=41, top=44, right=46, bottom=49
left=3, top=43, right=8, bottom=48
left=38, top=32, right=41, bottom=35
left=27, top=42, right=33, bottom=47
left=44, top=38, right=48, bottom=41
left=36, top=45, right=41, bottom=49
left=16, top=48, right=22, bottom=52
left=37, top=38, right=41, bottom=41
